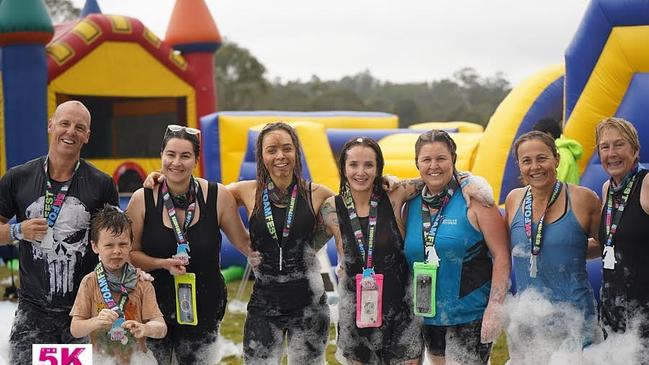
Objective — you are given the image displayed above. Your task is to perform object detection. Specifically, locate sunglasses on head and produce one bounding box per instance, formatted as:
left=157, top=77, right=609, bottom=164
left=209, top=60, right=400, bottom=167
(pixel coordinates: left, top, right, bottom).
left=165, top=124, right=201, bottom=137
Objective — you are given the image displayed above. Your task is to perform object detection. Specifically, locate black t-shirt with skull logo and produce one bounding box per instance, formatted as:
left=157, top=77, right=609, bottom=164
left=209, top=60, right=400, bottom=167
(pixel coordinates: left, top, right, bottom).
left=0, top=156, right=118, bottom=312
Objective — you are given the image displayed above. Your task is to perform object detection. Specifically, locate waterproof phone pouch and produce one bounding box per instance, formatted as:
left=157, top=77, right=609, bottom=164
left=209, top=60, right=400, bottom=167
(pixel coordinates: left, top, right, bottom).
left=355, top=271, right=383, bottom=328
left=413, top=261, right=437, bottom=317
left=174, top=273, right=198, bottom=326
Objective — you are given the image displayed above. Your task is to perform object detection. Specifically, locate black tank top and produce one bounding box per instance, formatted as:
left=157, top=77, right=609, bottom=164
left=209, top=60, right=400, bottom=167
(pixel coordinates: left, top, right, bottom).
left=247, top=183, right=326, bottom=315
left=598, top=169, right=649, bottom=330
left=335, top=190, right=409, bottom=308
left=142, top=183, right=225, bottom=327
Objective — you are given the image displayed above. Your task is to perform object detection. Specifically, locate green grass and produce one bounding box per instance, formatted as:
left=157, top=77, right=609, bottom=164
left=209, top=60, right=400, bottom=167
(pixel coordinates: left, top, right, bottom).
left=219, top=280, right=510, bottom=364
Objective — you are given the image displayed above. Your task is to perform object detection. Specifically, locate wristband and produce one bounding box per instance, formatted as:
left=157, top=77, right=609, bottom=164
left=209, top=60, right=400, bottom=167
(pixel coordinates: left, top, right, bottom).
left=460, top=176, right=472, bottom=188
left=9, top=223, right=22, bottom=244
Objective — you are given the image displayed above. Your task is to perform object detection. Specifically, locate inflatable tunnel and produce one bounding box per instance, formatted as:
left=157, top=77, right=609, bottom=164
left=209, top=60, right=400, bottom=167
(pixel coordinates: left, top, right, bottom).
left=472, top=64, right=565, bottom=204
left=200, top=111, right=398, bottom=185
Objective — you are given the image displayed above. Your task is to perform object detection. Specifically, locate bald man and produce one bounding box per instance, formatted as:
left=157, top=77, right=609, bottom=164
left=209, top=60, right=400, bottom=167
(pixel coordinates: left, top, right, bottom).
left=0, top=101, right=118, bottom=363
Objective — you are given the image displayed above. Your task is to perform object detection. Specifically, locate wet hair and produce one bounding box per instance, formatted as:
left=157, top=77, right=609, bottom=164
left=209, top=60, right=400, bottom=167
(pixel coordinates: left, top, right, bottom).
left=90, top=205, right=133, bottom=245
left=253, top=122, right=310, bottom=215
left=512, top=130, right=559, bottom=161
left=414, top=129, right=458, bottom=166
left=533, top=117, right=562, bottom=139
left=161, top=129, right=201, bottom=159
left=595, top=117, right=640, bottom=155
left=338, top=137, right=385, bottom=193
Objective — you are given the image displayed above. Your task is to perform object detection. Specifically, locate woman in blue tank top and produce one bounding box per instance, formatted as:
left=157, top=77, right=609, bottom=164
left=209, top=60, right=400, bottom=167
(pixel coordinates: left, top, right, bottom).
left=504, top=131, right=602, bottom=362
left=403, top=130, right=511, bottom=365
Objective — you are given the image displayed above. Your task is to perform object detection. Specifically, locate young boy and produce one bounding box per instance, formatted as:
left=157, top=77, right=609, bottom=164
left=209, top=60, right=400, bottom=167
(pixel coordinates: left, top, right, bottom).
left=70, top=205, right=166, bottom=364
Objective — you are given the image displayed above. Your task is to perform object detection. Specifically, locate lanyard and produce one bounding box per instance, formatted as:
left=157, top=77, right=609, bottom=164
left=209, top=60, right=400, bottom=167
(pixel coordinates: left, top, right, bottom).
left=523, top=181, right=562, bottom=277
left=604, top=173, right=637, bottom=248
left=262, top=181, right=298, bottom=271
left=341, top=184, right=379, bottom=270
left=95, top=262, right=129, bottom=315
left=421, top=186, right=454, bottom=265
left=43, top=157, right=80, bottom=229
left=523, top=181, right=562, bottom=256
left=161, top=177, right=198, bottom=250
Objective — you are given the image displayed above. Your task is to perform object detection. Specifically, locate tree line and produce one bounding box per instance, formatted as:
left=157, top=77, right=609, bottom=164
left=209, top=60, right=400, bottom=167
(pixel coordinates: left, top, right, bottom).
left=215, top=41, right=511, bottom=127
left=46, top=1, right=511, bottom=128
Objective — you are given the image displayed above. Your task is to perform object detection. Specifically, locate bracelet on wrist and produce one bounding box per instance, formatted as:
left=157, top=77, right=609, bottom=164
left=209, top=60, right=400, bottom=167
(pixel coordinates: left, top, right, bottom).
left=460, top=176, right=472, bottom=188
left=9, top=223, right=22, bottom=244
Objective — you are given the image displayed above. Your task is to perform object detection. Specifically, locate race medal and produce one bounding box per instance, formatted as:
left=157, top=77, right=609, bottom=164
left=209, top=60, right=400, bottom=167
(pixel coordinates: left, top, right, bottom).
left=603, top=246, right=617, bottom=270
left=529, top=255, right=538, bottom=278
left=355, top=269, right=383, bottom=328
left=109, top=318, right=128, bottom=345
left=413, top=261, right=437, bottom=317
left=172, top=243, right=190, bottom=266
left=40, top=227, right=54, bottom=249
left=174, top=273, right=198, bottom=326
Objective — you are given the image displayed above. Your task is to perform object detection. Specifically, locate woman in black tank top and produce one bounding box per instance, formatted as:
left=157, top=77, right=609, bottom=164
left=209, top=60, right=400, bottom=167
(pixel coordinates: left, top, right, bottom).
left=320, top=137, right=423, bottom=364
left=127, top=126, right=252, bottom=365
left=226, top=123, right=335, bottom=364
left=595, top=118, right=649, bottom=358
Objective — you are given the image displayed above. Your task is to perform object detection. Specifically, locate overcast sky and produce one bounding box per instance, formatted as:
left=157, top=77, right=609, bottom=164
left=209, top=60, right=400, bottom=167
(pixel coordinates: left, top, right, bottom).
left=71, top=0, right=591, bottom=85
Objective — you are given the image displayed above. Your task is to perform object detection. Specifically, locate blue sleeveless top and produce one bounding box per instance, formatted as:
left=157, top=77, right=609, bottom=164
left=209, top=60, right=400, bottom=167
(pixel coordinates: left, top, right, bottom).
left=404, top=191, right=492, bottom=326
left=510, top=186, right=596, bottom=321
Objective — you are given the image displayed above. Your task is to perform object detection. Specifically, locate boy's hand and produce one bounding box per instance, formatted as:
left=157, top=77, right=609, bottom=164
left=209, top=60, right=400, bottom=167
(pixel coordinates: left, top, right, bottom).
left=95, top=309, right=119, bottom=330
left=143, top=171, right=165, bottom=189
left=122, top=320, right=146, bottom=338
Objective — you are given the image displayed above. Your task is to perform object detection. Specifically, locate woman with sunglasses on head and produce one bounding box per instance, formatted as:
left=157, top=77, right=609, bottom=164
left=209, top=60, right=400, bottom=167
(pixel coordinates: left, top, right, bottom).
left=319, top=137, right=424, bottom=364
left=226, top=122, right=335, bottom=364
left=403, top=130, right=510, bottom=365
left=504, top=131, right=601, bottom=363
left=126, top=125, right=253, bottom=365
left=595, top=117, right=649, bottom=360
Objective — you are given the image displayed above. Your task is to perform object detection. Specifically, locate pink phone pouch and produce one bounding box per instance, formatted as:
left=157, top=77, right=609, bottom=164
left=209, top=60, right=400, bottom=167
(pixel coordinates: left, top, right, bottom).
left=355, top=272, right=384, bottom=328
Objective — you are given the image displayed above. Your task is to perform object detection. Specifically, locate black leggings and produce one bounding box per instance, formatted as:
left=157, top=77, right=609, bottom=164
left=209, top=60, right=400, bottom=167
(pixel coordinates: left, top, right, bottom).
left=243, top=301, right=330, bottom=364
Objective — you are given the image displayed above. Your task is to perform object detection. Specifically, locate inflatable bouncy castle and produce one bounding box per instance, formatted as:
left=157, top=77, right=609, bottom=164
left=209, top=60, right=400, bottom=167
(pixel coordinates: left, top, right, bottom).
left=0, top=0, right=220, bottom=191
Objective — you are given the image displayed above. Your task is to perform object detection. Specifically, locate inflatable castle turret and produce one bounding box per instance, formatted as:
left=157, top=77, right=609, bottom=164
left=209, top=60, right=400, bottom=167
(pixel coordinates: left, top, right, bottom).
left=165, top=0, right=222, bottom=116
left=0, top=0, right=53, bottom=172
left=80, top=0, right=102, bottom=17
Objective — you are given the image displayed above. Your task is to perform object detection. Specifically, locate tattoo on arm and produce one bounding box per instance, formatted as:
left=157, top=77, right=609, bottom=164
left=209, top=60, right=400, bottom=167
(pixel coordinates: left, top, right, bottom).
left=405, top=179, right=425, bottom=199
left=313, top=200, right=337, bottom=250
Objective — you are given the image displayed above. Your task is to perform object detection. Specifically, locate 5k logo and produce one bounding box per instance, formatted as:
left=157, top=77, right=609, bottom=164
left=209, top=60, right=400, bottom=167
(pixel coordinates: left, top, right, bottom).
left=32, top=344, right=92, bottom=365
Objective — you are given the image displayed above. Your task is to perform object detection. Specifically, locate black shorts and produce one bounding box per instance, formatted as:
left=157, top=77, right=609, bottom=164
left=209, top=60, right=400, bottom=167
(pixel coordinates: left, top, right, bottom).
left=423, top=319, right=492, bottom=365
left=337, top=300, right=423, bottom=364
left=243, top=300, right=330, bottom=365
